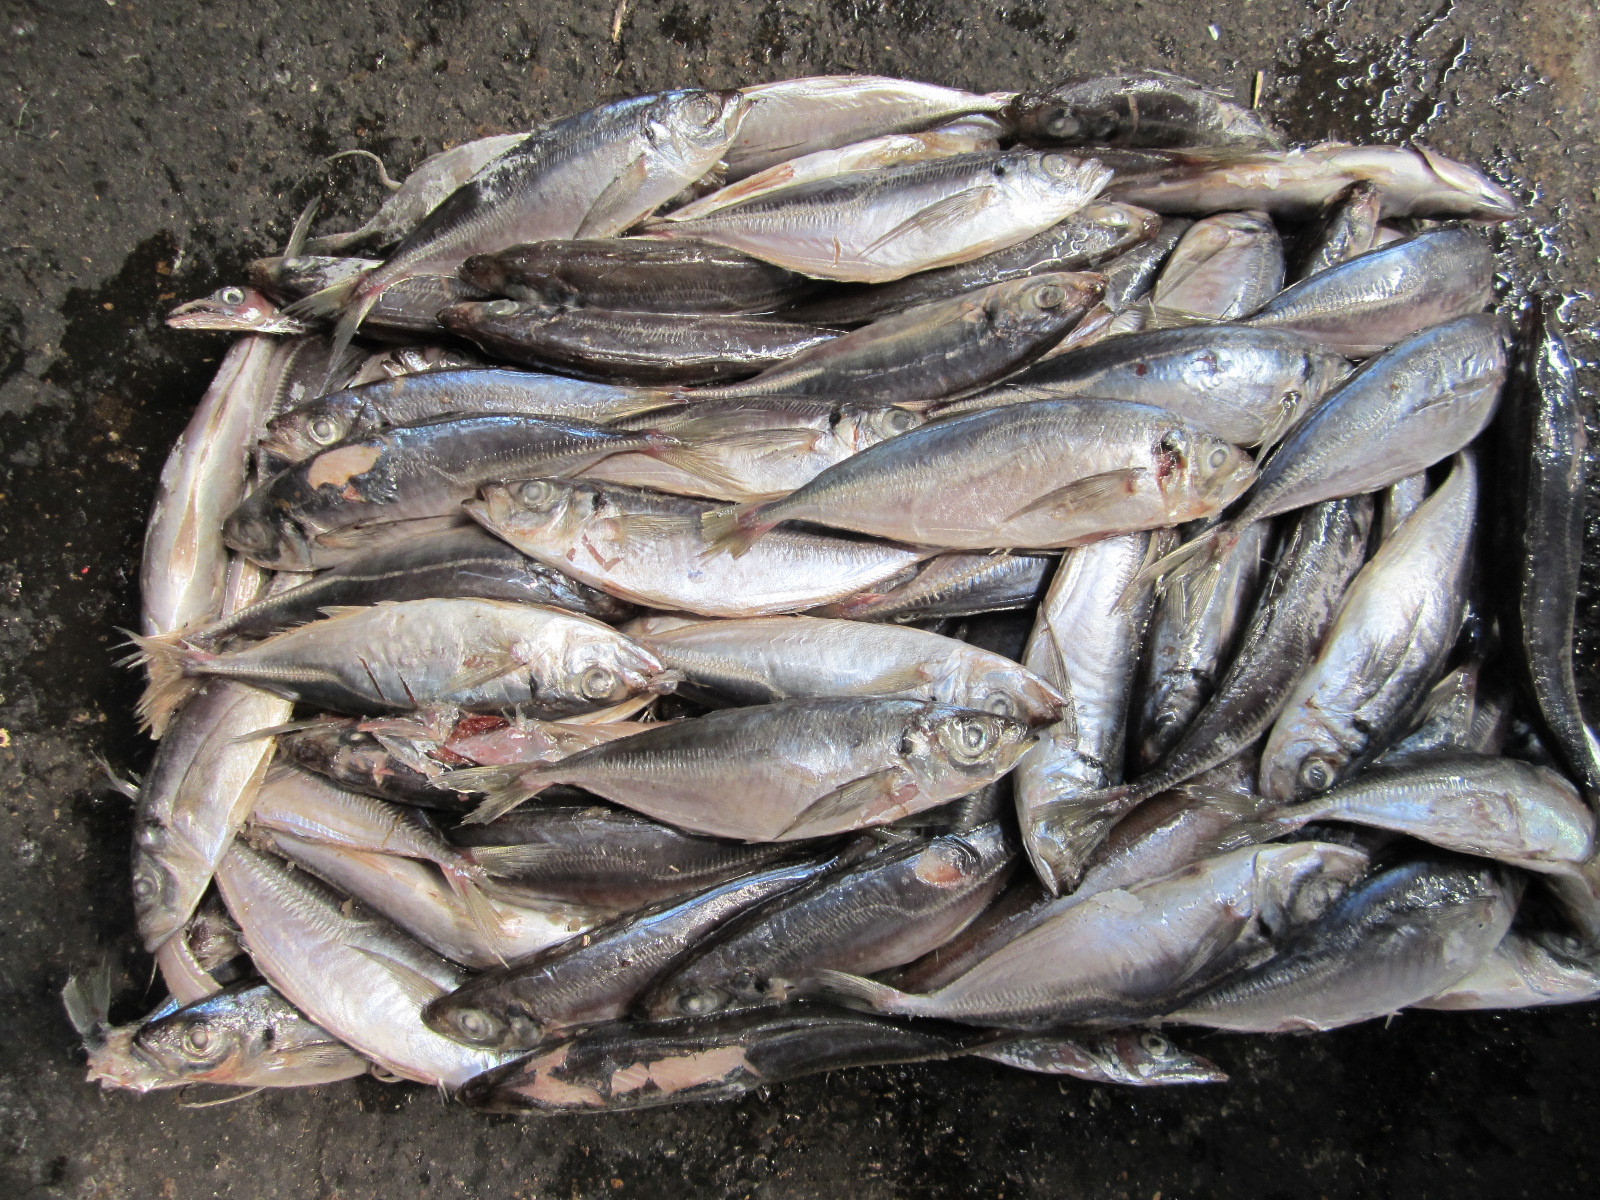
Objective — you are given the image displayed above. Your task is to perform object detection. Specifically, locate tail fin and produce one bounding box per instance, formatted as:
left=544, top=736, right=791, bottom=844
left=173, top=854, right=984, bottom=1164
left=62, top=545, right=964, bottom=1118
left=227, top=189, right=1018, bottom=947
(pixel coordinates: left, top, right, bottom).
left=698, top=501, right=776, bottom=558
left=121, top=630, right=209, bottom=738
left=436, top=763, right=553, bottom=826
left=62, top=962, right=114, bottom=1045
left=809, top=969, right=929, bottom=1017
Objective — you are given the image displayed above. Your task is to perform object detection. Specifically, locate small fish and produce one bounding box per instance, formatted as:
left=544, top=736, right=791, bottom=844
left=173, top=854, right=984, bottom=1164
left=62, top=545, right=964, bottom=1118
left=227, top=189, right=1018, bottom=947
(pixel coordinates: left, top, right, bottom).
left=1147, top=211, right=1284, bottom=324
left=442, top=698, right=1033, bottom=836
left=461, top=238, right=816, bottom=314
left=468, top=478, right=929, bottom=618
left=810, top=552, right=1054, bottom=623
left=438, top=299, right=840, bottom=386
left=1415, top=932, right=1600, bottom=1011
left=1289, top=179, right=1383, bottom=283
left=1073, top=786, right=1265, bottom=900
left=130, top=597, right=667, bottom=731
left=976, top=1028, right=1227, bottom=1086
left=165, top=287, right=308, bottom=334
left=1247, top=227, right=1495, bottom=356
left=703, top=398, right=1254, bottom=555
left=1005, top=72, right=1284, bottom=150
left=646, top=150, right=1112, bottom=284
left=1171, top=857, right=1517, bottom=1032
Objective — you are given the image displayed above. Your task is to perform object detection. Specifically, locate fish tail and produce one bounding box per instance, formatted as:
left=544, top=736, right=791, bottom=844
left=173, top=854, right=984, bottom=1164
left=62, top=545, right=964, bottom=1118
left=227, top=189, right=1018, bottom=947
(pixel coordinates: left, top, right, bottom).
left=61, top=961, right=114, bottom=1045
left=698, top=501, right=776, bottom=558
left=121, top=629, right=210, bottom=738
left=438, top=763, right=553, bottom=825
left=810, top=969, right=929, bottom=1017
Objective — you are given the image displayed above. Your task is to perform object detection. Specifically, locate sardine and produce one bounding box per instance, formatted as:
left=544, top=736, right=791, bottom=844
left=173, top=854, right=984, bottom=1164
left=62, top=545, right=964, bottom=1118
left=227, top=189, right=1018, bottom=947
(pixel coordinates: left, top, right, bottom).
left=703, top=398, right=1254, bottom=554
left=645, top=151, right=1112, bottom=284
left=132, top=597, right=666, bottom=730
left=1265, top=754, right=1595, bottom=874
left=461, top=238, right=815, bottom=314
left=726, top=76, right=1006, bottom=179
left=1493, top=300, right=1600, bottom=800
left=468, top=478, right=929, bottom=618
left=1108, top=143, right=1518, bottom=220
left=1005, top=72, right=1284, bottom=150
left=633, top=615, right=1064, bottom=722
left=1247, top=227, right=1494, bottom=356
left=213, top=842, right=510, bottom=1087
left=1261, top=454, right=1477, bottom=799
left=259, top=368, right=677, bottom=466
left=642, top=822, right=1013, bottom=1020
left=970, top=326, right=1350, bottom=448
left=1014, top=533, right=1166, bottom=893
left=423, top=857, right=834, bottom=1048
left=442, top=698, right=1033, bottom=836
left=1416, top=932, right=1600, bottom=1011
left=438, top=299, right=839, bottom=386
left=814, top=842, right=1368, bottom=1029
left=1148, top=211, right=1284, bottom=324
left=1171, top=857, right=1517, bottom=1032
left=685, top=273, right=1101, bottom=404
left=1289, top=180, right=1382, bottom=283
left=810, top=552, right=1054, bottom=623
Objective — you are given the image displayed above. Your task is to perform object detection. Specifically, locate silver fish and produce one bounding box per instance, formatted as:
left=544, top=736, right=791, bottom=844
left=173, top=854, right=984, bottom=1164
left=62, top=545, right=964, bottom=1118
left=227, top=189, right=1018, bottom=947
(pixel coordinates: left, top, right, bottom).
left=468, top=478, right=929, bottom=618
left=165, top=287, right=308, bottom=334
left=1289, top=179, right=1382, bottom=283
left=1261, top=454, right=1477, bottom=799
left=975, top=1028, right=1227, bottom=1085
left=1148, top=211, right=1284, bottom=324
left=1416, top=932, right=1600, bottom=1011
left=810, top=552, right=1054, bottom=623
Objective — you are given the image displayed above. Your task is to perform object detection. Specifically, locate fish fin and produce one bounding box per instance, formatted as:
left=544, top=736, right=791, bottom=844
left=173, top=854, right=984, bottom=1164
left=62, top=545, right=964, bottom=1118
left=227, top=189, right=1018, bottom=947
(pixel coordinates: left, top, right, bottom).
left=61, top=962, right=114, bottom=1043
left=439, top=651, right=531, bottom=696
left=575, top=153, right=653, bottom=239
left=859, top=186, right=1000, bottom=260
left=698, top=502, right=776, bottom=558
left=633, top=434, right=753, bottom=497
left=1032, top=785, right=1138, bottom=893
left=1122, top=525, right=1229, bottom=610
left=315, top=605, right=372, bottom=619
left=350, top=945, right=449, bottom=1008
left=468, top=842, right=558, bottom=878
left=439, top=864, right=509, bottom=966
left=594, top=511, right=701, bottom=554
left=229, top=717, right=328, bottom=744
left=121, top=630, right=210, bottom=738
left=176, top=1085, right=267, bottom=1109
left=1006, top=468, right=1148, bottom=522
left=1143, top=304, right=1222, bottom=332
left=92, top=754, right=142, bottom=802
left=774, top=768, right=913, bottom=840
left=602, top=388, right=682, bottom=422
left=440, top=764, right=556, bottom=826
left=810, top=969, right=925, bottom=1016
left=284, top=273, right=381, bottom=393
left=319, top=147, right=403, bottom=192
left=282, top=192, right=322, bottom=259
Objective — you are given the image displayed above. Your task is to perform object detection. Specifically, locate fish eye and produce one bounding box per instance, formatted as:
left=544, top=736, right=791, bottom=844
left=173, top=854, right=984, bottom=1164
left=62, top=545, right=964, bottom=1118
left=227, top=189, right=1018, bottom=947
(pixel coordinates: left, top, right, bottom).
left=220, top=287, right=246, bottom=306
left=309, top=414, right=345, bottom=445
left=514, top=480, right=561, bottom=510
left=184, top=1022, right=212, bottom=1053
left=681, top=93, right=722, bottom=128
left=982, top=692, right=1018, bottom=718
left=1139, top=1032, right=1169, bottom=1055
left=940, top=715, right=998, bottom=764
left=882, top=407, right=918, bottom=434
left=1045, top=110, right=1080, bottom=140
left=1032, top=284, right=1066, bottom=310
left=1040, top=153, right=1077, bottom=179
left=131, top=865, right=161, bottom=903
left=580, top=665, right=621, bottom=701
left=1281, top=390, right=1302, bottom=410
left=678, top=988, right=723, bottom=1016
left=454, top=1008, right=498, bottom=1043
left=1298, top=756, right=1336, bottom=794
left=1208, top=446, right=1231, bottom=470
left=485, top=299, right=520, bottom=316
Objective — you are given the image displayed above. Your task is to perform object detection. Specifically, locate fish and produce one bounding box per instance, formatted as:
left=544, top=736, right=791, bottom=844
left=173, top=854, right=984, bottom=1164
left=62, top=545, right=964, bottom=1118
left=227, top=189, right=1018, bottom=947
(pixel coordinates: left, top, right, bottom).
left=1170, top=857, right=1518, bottom=1032
left=783, top=202, right=1159, bottom=326
left=588, top=398, right=926, bottom=502
left=1014, top=532, right=1167, bottom=893
left=725, top=76, right=1007, bottom=179
left=1005, top=72, right=1284, bottom=150
left=264, top=831, right=602, bottom=970
left=461, top=238, right=816, bottom=314
left=291, top=90, right=748, bottom=367
left=685, top=273, right=1102, bottom=405
left=441, top=697, right=1033, bottom=835
left=437, top=299, right=840, bottom=386
left=450, top=805, right=793, bottom=909
left=307, top=133, right=531, bottom=252
left=1147, top=211, right=1284, bottom=324
left=1107, top=143, right=1518, bottom=220
left=1415, top=932, right=1600, bottom=1011
left=422, top=857, right=834, bottom=1050
left=1264, top=754, right=1595, bottom=874
left=645, top=150, right=1113, bottom=284
left=1073, top=786, right=1265, bottom=899
left=1260, top=454, right=1477, bottom=799
left=130, top=680, right=290, bottom=946
left=1378, top=661, right=1511, bottom=763
left=1136, top=520, right=1268, bottom=767
left=130, top=597, right=667, bottom=731
left=975, top=1028, right=1227, bottom=1086
left=259, top=368, right=677, bottom=467
left=180, top=527, right=631, bottom=648
left=809, top=552, right=1054, bottom=623
left=165, top=287, right=308, bottom=334
left=1246, top=227, right=1495, bottom=356
left=667, top=126, right=1003, bottom=222
left=1492, top=299, right=1600, bottom=800
left=702, top=398, right=1254, bottom=555
left=223, top=413, right=670, bottom=571
left=813, top=842, right=1368, bottom=1029
left=1378, top=471, right=1429, bottom=542
left=250, top=254, right=490, bottom=338
left=641, top=822, right=1014, bottom=1020
left=140, top=335, right=280, bottom=637
left=633, top=614, right=1065, bottom=722
left=467, top=478, right=929, bottom=618
left=967, top=325, right=1350, bottom=448
left=1037, top=497, right=1373, bottom=886
left=1288, top=179, right=1382, bottom=283
left=214, top=841, right=511, bottom=1087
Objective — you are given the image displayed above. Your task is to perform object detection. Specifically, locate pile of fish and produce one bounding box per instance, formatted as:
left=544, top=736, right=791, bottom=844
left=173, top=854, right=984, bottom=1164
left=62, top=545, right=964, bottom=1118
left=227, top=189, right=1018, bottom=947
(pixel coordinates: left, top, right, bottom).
left=69, top=71, right=1600, bottom=1115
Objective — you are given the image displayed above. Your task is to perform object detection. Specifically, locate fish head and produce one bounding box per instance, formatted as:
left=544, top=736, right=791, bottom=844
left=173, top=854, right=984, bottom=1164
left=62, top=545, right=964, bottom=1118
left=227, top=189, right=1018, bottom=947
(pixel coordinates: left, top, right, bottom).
left=1153, top=423, right=1255, bottom=515
left=901, top=706, right=1034, bottom=792
left=165, top=286, right=300, bottom=332
left=421, top=993, right=530, bottom=1052
left=258, top=392, right=365, bottom=468
left=1137, top=673, right=1208, bottom=766
left=651, top=89, right=750, bottom=159
left=1084, top=201, right=1164, bottom=243
left=1080, top=1029, right=1230, bottom=1085
left=222, top=490, right=313, bottom=571
left=1013, top=150, right=1116, bottom=205
left=1003, top=91, right=1116, bottom=144
left=1252, top=841, right=1371, bottom=941
left=1409, top=145, right=1518, bottom=220
left=132, top=994, right=260, bottom=1081
left=1259, top=714, right=1350, bottom=804
left=84, top=1024, right=179, bottom=1093
left=840, top=403, right=925, bottom=452
left=458, top=252, right=512, bottom=296
left=983, top=272, right=1106, bottom=346
left=958, top=660, right=1069, bottom=728
left=466, top=478, right=582, bottom=546
left=547, top=629, right=668, bottom=716
left=646, top=970, right=772, bottom=1022
left=131, top=823, right=207, bottom=952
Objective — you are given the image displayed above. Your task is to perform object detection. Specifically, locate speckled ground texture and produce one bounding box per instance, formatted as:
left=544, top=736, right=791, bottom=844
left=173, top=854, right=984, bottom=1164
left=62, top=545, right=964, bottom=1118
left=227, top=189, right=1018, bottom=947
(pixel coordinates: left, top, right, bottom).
left=1, top=0, right=1597, bottom=1196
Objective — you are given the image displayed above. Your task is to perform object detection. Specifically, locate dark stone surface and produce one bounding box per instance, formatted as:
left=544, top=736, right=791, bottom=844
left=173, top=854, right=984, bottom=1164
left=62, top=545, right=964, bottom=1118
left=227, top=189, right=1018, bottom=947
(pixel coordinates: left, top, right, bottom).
left=1, top=1, right=1597, bottom=1196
